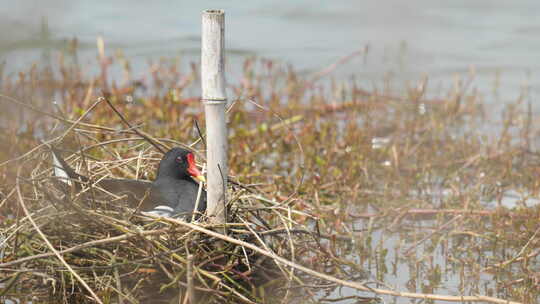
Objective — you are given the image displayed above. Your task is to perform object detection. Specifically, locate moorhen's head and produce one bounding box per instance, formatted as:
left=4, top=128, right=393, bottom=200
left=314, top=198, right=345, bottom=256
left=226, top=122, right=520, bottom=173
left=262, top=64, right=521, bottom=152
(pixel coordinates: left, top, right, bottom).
left=157, top=148, right=205, bottom=182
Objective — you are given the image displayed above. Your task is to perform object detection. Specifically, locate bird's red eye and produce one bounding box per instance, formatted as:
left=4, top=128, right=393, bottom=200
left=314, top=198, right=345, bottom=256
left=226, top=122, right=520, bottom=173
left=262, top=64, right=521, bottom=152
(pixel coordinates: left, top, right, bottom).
left=175, top=156, right=183, bottom=163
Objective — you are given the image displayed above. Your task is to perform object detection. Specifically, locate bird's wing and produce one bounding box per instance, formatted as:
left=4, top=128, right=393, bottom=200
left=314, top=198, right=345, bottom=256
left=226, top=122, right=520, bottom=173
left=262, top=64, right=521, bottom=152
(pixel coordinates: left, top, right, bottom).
left=98, top=178, right=154, bottom=209
left=51, top=148, right=155, bottom=209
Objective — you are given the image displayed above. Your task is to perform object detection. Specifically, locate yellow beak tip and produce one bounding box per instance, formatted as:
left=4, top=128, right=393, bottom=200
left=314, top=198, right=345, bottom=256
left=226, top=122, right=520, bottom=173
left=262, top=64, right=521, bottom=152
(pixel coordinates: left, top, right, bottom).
left=196, top=175, right=206, bottom=183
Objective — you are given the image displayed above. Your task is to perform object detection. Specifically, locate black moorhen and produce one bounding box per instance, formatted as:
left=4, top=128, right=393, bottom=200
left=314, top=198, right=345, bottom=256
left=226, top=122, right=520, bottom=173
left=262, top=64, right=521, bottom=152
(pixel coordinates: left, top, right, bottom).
left=51, top=147, right=206, bottom=218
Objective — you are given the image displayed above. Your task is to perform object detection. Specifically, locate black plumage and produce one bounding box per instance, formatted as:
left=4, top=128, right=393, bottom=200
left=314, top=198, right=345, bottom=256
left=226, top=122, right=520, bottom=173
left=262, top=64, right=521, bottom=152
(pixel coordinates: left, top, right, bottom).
left=51, top=147, right=206, bottom=218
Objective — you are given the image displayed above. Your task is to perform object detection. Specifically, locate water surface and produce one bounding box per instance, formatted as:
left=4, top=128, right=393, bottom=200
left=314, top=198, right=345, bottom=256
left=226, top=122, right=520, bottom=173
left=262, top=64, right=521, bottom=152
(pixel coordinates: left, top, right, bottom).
left=1, top=0, right=538, bottom=101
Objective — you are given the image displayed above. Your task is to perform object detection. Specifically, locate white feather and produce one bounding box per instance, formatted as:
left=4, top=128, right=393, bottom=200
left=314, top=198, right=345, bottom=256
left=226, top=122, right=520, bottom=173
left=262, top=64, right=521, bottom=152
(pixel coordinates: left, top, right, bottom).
left=52, top=151, right=72, bottom=186
left=146, top=205, right=174, bottom=217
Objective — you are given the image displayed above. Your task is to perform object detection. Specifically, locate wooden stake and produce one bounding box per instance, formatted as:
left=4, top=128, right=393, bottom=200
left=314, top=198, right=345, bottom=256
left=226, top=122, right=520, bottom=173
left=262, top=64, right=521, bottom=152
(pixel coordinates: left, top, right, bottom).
left=201, top=10, right=227, bottom=225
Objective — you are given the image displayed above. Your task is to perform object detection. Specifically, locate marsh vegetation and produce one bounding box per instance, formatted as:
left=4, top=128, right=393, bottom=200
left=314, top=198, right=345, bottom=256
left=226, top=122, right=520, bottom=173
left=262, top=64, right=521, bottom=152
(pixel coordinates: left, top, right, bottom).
left=0, top=46, right=539, bottom=303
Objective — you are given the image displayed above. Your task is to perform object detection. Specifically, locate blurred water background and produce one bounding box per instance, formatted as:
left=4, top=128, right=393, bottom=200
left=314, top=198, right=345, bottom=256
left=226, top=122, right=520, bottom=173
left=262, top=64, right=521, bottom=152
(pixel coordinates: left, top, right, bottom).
left=0, top=0, right=538, bottom=104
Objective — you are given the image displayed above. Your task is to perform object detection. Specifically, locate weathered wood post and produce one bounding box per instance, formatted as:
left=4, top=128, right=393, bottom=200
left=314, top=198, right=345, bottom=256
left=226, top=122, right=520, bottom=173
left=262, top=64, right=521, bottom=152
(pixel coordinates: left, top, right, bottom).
left=201, top=10, right=227, bottom=226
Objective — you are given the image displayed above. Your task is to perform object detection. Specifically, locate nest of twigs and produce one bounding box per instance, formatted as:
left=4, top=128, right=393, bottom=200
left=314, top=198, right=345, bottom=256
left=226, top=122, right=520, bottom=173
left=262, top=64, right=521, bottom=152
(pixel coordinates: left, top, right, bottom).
left=0, top=142, right=319, bottom=304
